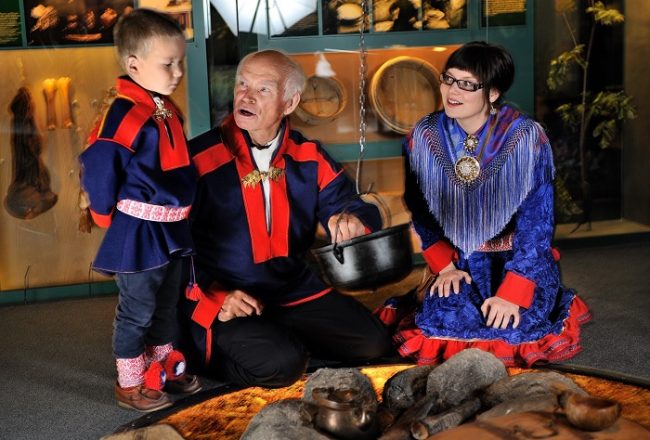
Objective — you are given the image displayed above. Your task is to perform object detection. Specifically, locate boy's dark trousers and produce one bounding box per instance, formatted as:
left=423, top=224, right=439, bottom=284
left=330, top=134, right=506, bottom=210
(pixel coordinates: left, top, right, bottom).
left=113, top=258, right=183, bottom=358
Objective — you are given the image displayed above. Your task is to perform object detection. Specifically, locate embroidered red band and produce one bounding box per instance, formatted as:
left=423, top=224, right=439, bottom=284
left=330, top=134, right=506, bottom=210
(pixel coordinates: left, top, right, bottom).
left=477, top=233, right=514, bottom=252
left=116, top=199, right=191, bottom=222
left=422, top=240, right=458, bottom=273
left=496, top=271, right=536, bottom=309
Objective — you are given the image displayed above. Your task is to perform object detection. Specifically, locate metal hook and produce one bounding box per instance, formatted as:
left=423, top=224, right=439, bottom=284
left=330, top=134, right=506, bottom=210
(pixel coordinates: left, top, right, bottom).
left=332, top=243, right=345, bottom=264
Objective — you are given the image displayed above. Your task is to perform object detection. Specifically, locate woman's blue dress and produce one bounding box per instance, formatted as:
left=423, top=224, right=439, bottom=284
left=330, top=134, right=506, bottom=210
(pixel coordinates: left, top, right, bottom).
left=377, top=106, right=591, bottom=366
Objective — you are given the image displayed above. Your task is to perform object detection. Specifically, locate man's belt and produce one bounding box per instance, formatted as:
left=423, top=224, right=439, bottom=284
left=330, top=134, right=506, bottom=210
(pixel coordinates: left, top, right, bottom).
left=116, top=199, right=191, bottom=222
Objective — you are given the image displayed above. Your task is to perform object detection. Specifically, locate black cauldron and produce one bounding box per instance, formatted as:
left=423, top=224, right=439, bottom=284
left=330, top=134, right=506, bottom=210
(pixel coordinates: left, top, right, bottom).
left=311, top=223, right=413, bottom=291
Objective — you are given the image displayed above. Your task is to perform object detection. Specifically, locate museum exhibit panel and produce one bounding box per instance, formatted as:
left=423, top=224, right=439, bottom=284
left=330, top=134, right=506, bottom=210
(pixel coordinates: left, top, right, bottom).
left=0, top=0, right=647, bottom=303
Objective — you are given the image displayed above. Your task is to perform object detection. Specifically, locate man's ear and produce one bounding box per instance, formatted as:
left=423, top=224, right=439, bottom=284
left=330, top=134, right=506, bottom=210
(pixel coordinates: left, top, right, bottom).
left=283, top=93, right=301, bottom=116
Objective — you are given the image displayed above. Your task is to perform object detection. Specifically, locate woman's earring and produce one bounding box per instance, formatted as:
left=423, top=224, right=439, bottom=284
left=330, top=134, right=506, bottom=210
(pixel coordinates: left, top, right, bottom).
left=490, top=102, right=497, bottom=115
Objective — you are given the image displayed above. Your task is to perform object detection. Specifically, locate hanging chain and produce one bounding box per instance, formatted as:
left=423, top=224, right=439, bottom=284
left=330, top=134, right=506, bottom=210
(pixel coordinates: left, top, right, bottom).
left=355, top=0, right=368, bottom=195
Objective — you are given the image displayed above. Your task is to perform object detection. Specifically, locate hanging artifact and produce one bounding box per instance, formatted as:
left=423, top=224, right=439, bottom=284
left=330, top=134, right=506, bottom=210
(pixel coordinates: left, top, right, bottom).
left=4, top=87, right=58, bottom=219
left=42, top=78, right=57, bottom=130
left=57, top=77, right=73, bottom=128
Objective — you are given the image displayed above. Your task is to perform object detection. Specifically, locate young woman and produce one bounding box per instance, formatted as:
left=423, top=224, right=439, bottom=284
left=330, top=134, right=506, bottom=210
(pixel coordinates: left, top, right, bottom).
left=379, top=41, right=591, bottom=367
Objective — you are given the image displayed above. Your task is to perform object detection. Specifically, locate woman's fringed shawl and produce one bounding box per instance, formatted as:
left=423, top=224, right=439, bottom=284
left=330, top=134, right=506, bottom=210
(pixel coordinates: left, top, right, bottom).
left=409, top=108, right=555, bottom=256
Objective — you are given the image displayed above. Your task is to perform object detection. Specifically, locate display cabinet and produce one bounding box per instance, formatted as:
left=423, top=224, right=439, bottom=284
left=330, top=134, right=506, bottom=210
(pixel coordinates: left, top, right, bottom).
left=0, top=0, right=534, bottom=301
left=0, top=0, right=206, bottom=299
left=203, top=0, right=534, bottom=235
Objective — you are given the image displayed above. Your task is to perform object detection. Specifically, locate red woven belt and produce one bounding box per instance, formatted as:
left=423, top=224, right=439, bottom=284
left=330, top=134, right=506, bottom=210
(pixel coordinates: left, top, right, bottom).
left=116, top=199, right=191, bottom=222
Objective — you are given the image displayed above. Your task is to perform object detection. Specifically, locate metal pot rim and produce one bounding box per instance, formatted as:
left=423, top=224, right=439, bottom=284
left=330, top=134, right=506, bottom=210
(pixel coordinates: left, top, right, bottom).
left=311, top=223, right=410, bottom=255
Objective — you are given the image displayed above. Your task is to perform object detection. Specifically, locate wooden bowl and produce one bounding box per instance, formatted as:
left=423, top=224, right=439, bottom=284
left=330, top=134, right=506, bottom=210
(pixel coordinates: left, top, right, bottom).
left=369, top=56, right=441, bottom=134
left=563, top=392, right=622, bottom=431
left=294, top=76, right=348, bottom=125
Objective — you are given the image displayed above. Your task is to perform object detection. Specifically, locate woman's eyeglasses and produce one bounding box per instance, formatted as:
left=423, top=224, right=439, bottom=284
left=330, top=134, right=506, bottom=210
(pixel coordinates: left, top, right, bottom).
left=439, top=72, right=483, bottom=92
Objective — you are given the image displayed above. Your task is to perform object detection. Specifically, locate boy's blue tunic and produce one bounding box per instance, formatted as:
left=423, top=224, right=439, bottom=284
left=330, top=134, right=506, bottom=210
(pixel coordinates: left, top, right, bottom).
left=79, top=77, right=196, bottom=274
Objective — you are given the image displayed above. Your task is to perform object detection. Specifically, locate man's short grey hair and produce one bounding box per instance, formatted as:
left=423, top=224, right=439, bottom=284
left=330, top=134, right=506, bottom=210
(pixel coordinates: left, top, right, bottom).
left=237, top=50, right=306, bottom=102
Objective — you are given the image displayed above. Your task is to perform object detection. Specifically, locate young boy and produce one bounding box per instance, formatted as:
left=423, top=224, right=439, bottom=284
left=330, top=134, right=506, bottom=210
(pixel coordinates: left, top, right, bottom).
left=80, top=8, right=200, bottom=412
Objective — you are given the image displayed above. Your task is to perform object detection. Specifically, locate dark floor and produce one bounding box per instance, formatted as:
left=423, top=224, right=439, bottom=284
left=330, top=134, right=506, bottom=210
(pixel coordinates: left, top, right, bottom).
left=0, top=238, right=648, bottom=440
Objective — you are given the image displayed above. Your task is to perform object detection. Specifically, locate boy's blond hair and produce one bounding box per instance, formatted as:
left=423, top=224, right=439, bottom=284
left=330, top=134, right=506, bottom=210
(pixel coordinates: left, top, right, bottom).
left=113, top=8, right=184, bottom=71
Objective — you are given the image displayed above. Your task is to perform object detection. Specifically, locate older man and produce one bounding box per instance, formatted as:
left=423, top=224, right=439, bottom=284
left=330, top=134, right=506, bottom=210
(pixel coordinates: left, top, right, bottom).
left=180, top=50, right=393, bottom=388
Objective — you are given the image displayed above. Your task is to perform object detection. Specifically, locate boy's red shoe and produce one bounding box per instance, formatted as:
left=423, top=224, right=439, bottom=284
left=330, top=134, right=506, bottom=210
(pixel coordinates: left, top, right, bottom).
left=114, top=383, right=172, bottom=412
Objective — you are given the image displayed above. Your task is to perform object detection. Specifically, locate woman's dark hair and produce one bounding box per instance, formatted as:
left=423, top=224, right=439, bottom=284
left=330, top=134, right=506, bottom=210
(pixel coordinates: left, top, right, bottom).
left=443, top=41, right=515, bottom=104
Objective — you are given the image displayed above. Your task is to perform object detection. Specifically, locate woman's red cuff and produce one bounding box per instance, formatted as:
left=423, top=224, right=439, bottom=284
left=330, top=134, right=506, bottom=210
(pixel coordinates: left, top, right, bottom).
left=422, top=240, right=457, bottom=273
left=89, top=208, right=113, bottom=228
left=191, top=284, right=228, bottom=329
left=495, top=271, right=536, bottom=309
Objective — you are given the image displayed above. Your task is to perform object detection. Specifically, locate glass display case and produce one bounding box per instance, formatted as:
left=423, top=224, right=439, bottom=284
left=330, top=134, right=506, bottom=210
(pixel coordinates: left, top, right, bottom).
left=203, top=0, right=535, bottom=234
left=0, top=0, right=195, bottom=295
left=2, top=0, right=642, bottom=302
left=288, top=45, right=458, bottom=145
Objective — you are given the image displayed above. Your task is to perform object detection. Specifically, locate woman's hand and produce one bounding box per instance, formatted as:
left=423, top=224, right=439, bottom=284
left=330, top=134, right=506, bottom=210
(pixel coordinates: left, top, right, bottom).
left=218, top=290, right=263, bottom=322
left=327, top=213, right=367, bottom=243
left=481, top=296, right=520, bottom=329
left=430, top=262, right=472, bottom=297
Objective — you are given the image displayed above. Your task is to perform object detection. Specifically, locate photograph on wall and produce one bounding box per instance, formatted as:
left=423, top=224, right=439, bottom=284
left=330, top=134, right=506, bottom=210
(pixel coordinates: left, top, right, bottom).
left=373, top=0, right=417, bottom=32
left=323, top=0, right=368, bottom=35
left=0, top=0, right=23, bottom=47
left=423, top=0, right=467, bottom=29
left=23, top=0, right=133, bottom=46
left=138, top=0, right=193, bottom=40
left=372, top=0, right=467, bottom=33
left=481, top=0, right=526, bottom=27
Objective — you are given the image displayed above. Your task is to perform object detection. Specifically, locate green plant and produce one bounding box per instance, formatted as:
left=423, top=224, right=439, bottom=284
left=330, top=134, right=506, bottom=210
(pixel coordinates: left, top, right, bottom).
left=547, top=0, right=636, bottom=228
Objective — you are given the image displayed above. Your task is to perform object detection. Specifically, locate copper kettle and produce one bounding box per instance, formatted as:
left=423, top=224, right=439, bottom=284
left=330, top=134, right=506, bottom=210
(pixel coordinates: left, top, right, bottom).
left=311, top=387, right=378, bottom=439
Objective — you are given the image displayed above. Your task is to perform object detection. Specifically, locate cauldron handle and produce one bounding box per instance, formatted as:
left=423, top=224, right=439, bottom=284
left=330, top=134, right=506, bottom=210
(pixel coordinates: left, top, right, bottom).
left=332, top=242, right=345, bottom=264
left=329, top=189, right=390, bottom=267
left=331, top=215, right=346, bottom=264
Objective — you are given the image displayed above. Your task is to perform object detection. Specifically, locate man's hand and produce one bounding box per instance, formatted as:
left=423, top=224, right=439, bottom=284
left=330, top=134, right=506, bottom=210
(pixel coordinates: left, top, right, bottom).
left=327, top=213, right=367, bottom=243
left=480, top=296, right=520, bottom=329
left=430, top=262, right=471, bottom=297
left=218, top=290, right=263, bottom=322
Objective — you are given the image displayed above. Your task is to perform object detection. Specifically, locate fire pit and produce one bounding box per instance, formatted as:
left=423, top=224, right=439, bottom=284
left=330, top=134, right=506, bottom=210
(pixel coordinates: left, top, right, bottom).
left=153, top=355, right=650, bottom=439
left=160, top=365, right=410, bottom=439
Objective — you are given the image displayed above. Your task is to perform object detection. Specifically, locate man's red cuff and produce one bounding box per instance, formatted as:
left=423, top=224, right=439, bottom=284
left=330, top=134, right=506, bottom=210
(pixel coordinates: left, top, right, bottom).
left=422, top=240, right=457, bottom=273
left=89, top=208, right=113, bottom=228
left=495, top=271, right=536, bottom=309
left=191, top=284, right=228, bottom=329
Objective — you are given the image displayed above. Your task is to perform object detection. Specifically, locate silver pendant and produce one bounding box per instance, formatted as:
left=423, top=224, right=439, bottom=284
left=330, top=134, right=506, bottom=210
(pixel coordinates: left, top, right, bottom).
left=463, top=134, right=479, bottom=154
left=455, top=156, right=481, bottom=183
